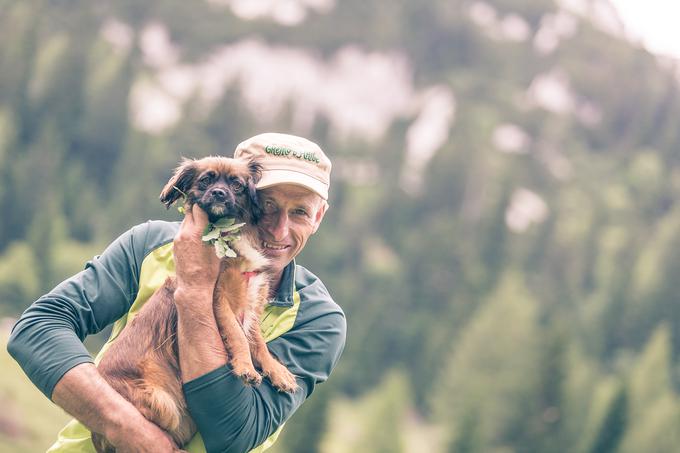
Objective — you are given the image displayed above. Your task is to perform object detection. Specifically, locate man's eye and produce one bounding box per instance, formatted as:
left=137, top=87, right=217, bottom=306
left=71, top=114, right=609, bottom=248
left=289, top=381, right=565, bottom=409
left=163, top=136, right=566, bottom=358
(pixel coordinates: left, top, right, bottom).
left=263, top=200, right=277, bottom=213
left=294, top=208, right=309, bottom=217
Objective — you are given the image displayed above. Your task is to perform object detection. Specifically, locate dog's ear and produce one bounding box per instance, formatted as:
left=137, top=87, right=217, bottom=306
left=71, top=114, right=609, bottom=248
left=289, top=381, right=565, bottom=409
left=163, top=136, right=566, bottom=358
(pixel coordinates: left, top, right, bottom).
left=246, top=158, right=263, bottom=222
left=160, top=158, right=198, bottom=209
left=247, top=158, right=263, bottom=184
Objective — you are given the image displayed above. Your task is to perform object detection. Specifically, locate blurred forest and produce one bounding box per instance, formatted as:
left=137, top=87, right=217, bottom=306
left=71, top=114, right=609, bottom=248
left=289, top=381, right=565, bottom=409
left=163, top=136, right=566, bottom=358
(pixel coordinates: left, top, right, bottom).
left=2, top=0, right=680, bottom=451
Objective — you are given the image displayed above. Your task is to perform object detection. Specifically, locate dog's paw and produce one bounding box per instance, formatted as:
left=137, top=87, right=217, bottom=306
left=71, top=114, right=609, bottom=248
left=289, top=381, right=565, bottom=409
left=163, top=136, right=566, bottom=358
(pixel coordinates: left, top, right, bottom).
left=232, top=361, right=262, bottom=386
left=262, top=361, right=299, bottom=393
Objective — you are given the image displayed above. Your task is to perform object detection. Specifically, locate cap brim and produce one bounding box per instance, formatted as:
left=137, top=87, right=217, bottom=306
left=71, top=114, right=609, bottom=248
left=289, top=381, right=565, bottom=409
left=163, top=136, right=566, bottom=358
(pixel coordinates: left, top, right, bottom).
left=257, top=169, right=329, bottom=200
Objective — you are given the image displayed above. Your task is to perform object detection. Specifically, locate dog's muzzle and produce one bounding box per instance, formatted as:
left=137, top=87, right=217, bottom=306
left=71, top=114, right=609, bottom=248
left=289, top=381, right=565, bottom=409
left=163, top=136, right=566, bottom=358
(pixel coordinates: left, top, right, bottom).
left=199, top=187, right=239, bottom=222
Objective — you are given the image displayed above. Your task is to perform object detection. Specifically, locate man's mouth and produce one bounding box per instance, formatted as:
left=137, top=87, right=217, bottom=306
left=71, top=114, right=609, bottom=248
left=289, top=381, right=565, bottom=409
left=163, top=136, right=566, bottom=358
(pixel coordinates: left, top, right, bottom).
left=262, top=241, right=288, bottom=251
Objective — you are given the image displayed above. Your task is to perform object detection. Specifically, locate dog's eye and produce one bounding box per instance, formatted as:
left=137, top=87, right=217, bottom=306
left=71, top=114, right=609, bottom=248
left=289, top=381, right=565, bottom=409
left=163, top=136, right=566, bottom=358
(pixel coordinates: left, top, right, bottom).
left=230, top=180, right=245, bottom=193
left=199, top=172, right=216, bottom=185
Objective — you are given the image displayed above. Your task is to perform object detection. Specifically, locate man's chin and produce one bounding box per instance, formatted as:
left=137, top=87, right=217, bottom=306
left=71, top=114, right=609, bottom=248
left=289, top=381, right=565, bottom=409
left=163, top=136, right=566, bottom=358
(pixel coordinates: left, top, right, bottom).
left=262, top=247, right=281, bottom=258
left=261, top=246, right=289, bottom=262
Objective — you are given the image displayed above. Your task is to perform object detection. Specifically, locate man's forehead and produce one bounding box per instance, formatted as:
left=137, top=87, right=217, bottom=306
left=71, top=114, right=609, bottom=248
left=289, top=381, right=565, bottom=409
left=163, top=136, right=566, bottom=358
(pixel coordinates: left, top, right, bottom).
left=259, top=184, right=322, bottom=206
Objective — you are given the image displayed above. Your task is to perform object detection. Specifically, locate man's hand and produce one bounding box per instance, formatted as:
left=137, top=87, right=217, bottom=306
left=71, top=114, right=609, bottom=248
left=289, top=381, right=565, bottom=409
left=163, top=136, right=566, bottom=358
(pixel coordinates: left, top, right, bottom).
left=173, top=204, right=221, bottom=299
left=106, top=417, right=180, bottom=453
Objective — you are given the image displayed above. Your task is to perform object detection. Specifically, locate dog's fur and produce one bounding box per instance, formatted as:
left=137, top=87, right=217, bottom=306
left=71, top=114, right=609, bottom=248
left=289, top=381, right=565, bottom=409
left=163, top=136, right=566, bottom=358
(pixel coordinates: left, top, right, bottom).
left=91, top=157, right=298, bottom=452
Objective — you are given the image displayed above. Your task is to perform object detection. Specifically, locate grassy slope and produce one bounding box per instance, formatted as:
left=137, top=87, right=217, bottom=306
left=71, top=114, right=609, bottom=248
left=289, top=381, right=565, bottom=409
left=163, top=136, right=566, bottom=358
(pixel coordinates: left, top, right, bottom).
left=0, top=329, right=72, bottom=452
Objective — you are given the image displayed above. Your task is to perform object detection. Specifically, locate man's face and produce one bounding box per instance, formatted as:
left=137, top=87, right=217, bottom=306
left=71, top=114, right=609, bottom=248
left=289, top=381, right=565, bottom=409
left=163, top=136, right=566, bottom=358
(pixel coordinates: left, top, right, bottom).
left=254, top=184, right=327, bottom=275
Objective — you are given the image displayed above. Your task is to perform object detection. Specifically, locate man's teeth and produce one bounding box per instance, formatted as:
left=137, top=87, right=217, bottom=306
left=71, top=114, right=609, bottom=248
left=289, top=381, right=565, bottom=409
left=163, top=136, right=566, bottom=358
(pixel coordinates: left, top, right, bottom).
left=263, top=241, right=286, bottom=250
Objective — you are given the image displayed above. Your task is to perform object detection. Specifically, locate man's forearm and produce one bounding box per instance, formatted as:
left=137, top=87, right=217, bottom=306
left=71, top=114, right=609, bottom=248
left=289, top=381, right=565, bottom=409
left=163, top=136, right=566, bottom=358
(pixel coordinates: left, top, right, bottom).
left=52, top=363, right=139, bottom=437
left=171, top=204, right=228, bottom=382
left=51, top=363, right=176, bottom=450
left=174, top=288, right=228, bottom=382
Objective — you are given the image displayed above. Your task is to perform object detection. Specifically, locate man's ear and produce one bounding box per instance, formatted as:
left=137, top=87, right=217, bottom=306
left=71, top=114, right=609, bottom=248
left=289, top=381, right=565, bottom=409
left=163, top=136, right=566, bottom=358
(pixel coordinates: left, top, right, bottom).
left=311, top=200, right=328, bottom=234
left=159, top=158, right=198, bottom=208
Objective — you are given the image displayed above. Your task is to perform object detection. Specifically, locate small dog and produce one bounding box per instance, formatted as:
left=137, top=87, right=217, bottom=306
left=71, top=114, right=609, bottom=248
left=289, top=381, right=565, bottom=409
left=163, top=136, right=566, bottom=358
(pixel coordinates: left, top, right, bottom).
left=91, top=156, right=298, bottom=452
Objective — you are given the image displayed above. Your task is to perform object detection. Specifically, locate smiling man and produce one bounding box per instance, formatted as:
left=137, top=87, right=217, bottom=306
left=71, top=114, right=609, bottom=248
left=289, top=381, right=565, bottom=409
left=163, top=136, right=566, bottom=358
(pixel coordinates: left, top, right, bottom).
left=256, top=184, right=327, bottom=286
left=8, top=133, right=346, bottom=453
left=234, top=134, right=331, bottom=290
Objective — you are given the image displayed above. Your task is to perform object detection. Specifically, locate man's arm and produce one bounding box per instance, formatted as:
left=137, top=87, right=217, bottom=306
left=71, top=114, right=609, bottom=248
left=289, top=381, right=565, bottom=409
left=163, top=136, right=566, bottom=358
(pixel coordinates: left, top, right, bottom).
left=6, top=223, right=150, bottom=396
left=182, top=309, right=346, bottom=453
left=7, top=221, right=182, bottom=451
left=52, top=363, right=177, bottom=452
left=171, top=204, right=228, bottom=382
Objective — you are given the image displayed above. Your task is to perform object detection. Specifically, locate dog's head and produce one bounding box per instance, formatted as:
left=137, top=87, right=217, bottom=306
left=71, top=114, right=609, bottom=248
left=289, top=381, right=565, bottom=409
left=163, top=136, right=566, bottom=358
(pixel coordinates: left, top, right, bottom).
left=160, top=156, right=263, bottom=224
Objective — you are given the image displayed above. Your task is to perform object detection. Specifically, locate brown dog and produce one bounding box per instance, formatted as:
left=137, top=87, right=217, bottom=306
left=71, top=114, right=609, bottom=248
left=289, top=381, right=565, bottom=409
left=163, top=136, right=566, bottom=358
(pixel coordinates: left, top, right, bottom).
left=91, top=156, right=298, bottom=452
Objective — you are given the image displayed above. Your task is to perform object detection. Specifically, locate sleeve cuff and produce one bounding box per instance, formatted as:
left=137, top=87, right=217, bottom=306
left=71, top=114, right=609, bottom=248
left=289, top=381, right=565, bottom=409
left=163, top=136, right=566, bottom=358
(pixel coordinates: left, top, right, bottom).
left=183, top=364, right=240, bottom=393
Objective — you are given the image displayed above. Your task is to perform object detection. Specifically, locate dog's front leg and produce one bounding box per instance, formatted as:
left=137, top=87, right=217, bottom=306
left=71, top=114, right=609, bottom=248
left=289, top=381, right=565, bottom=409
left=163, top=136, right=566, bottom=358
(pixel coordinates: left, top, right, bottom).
left=213, top=269, right=262, bottom=386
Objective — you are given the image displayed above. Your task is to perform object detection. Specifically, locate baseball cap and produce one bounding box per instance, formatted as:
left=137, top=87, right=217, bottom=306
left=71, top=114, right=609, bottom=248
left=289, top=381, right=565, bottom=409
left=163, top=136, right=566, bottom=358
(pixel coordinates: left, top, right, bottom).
left=233, top=132, right=332, bottom=200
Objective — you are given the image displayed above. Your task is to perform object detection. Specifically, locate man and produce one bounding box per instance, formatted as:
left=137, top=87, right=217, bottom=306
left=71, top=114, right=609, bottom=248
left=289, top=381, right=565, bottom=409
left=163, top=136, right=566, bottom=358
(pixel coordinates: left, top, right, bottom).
left=7, top=133, right=346, bottom=453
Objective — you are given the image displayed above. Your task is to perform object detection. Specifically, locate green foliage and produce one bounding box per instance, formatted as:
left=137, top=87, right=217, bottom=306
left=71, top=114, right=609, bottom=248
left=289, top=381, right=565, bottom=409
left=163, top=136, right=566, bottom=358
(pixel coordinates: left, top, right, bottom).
left=0, top=242, right=39, bottom=315
left=269, top=383, right=333, bottom=453
left=433, top=272, right=541, bottom=451
left=52, top=240, right=107, bottom=288
left=202, top=218, right=245, bottom=259
left=618, top=324, right=680, bottom=452
left=585, top=382, right=627, bottom=453
left=28, top=33, right=71, bottom=104
left=319, top=371, right=413, bottom=453
left=560, top=347, right=611, bottom=453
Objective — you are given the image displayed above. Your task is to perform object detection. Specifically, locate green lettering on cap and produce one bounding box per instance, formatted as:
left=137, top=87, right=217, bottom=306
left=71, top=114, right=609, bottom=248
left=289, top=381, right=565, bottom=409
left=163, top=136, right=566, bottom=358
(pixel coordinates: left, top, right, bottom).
left=265, top=145, right=320, bottom=164
left=265, top=145, right=292, bottom=156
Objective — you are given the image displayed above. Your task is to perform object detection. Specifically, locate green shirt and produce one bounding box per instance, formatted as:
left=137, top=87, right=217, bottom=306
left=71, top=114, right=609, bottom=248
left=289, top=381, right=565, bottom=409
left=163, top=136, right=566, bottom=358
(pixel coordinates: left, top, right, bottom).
left=7, top=220, right=346, bottom=453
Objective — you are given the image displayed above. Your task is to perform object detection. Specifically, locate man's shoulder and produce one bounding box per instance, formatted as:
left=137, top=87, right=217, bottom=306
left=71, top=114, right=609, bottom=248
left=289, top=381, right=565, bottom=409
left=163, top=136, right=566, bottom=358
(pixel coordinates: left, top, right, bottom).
left=294, top=265, right=331, bottom=299
left=132, top=219, right=181, bottom=235
left=290, top=265, right=346, bottom=370
left=293, top=264, right=345, bottom=322
left=127, top=219, right=181, bottom=251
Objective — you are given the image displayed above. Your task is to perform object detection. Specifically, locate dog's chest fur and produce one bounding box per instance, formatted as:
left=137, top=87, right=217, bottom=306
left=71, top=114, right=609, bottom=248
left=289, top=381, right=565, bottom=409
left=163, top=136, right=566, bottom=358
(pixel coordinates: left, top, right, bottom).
left=224, top=233, right=270, bottom=338
left=239, top=271, right=268, bottom=336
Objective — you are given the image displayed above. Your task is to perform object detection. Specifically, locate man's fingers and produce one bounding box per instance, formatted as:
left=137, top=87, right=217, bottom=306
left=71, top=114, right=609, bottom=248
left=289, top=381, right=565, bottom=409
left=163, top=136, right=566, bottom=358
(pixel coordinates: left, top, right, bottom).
left=191, top=204, right=210, bottom=229
left=179, top=205, right=210, bottom=240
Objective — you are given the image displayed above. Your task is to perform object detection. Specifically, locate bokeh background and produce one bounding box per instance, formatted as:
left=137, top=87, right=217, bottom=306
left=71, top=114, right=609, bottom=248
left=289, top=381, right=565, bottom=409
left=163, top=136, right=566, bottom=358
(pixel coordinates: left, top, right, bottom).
left=2, top=0, right=680, bottom=451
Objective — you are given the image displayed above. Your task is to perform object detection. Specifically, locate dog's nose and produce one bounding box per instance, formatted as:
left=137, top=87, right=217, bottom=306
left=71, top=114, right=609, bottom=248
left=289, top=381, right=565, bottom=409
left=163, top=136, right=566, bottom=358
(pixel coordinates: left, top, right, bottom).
left=210, top=188, right=227, bottom=201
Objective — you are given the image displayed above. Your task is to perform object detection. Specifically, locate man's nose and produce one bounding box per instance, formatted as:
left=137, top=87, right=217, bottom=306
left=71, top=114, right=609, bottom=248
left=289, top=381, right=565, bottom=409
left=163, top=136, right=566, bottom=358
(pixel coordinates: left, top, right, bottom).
left=267, top=212, right=289, bottom=241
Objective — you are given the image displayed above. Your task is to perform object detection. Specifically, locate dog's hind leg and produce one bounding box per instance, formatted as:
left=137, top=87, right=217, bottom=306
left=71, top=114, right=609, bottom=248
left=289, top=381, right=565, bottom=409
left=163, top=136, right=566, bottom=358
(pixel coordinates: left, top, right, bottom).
left=246, top=280, right=298, bottom=393
left=135, top=357, right=195, bottom=447
left=138, top=384, right=181, bottom=432
left=249, top=323, right=299, bottom=392
left=134, top=382, right=196, bottom=447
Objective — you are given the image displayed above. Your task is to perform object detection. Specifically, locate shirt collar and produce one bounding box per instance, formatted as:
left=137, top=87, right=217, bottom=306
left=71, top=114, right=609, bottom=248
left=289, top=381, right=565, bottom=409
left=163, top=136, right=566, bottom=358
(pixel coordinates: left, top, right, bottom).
left=268, top=259, right=296, bottom=307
